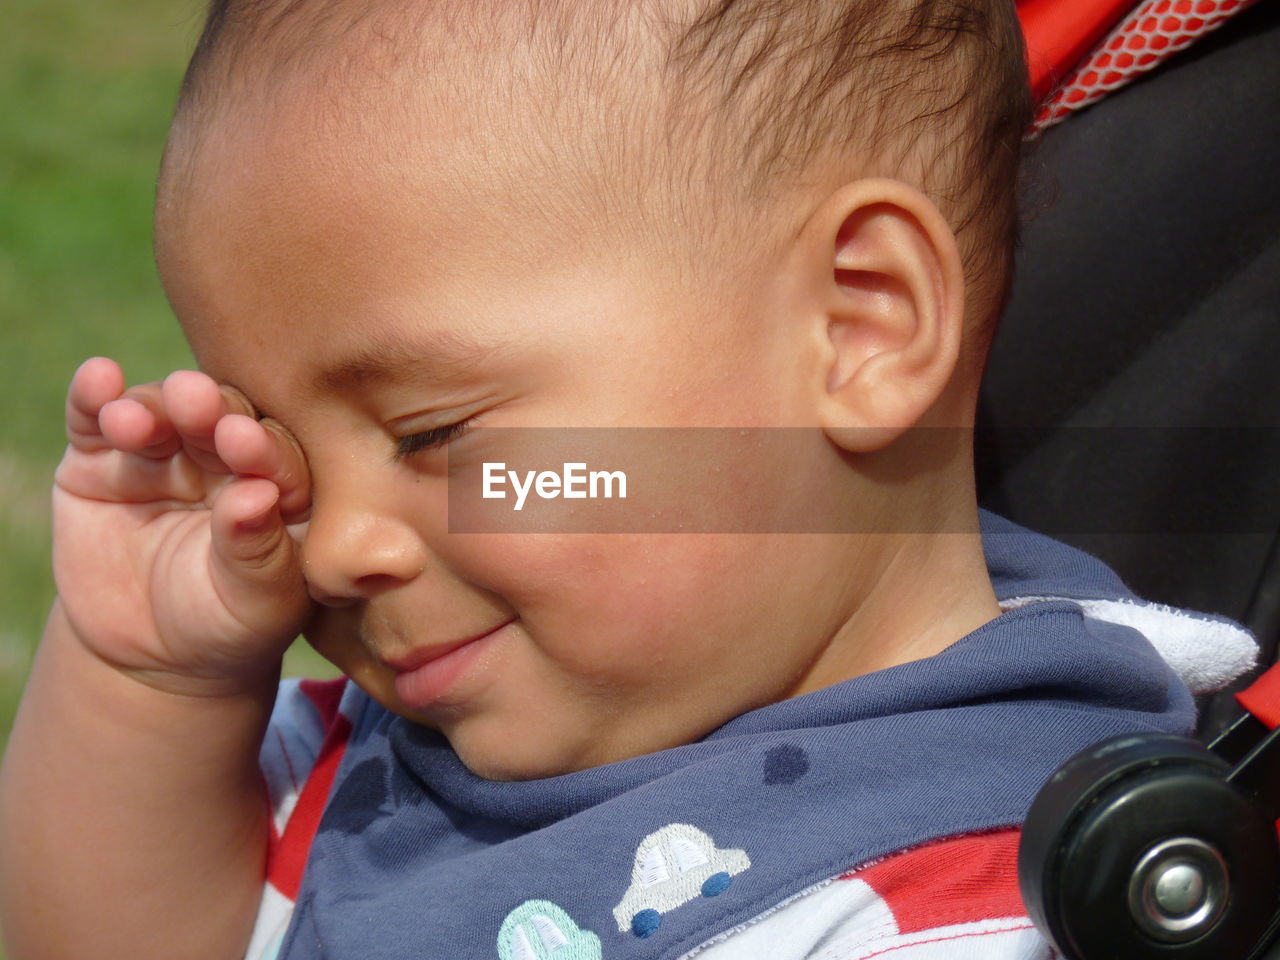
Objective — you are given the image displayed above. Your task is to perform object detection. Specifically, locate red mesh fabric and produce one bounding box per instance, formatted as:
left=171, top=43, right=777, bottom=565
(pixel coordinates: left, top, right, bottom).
left=1020, top=0, right=1139, bottom=100
left=1028, top=0, right=1261, bottom=135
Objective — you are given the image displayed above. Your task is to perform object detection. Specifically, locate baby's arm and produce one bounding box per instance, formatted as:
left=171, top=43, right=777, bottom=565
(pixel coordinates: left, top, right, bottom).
left=0, top=358, right=314, bottom=960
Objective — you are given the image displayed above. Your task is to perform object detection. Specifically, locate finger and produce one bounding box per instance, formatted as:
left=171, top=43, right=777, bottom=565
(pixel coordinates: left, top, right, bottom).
left=163, top=371, right=247, bottom=474
left=164, top=371, right=258, bottom=435
left=98, top=383, right=184, bottom=459
left=213, top=415, right=312, bottom=521
left=260, top=418, right=312, bottom=521
left=166, top=372, right=260, bottom=474
left=208, top=477, right=313, bottom=644
left=66, top=357, right=125, bottom=450
left=210, top=475, right=281, bottom=532
left=218, top=382, right=258, bottom=420
left=53, top=443, right=214, bottom=506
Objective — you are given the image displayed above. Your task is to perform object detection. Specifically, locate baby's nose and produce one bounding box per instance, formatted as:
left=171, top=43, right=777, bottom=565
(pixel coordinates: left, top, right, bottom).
left=300, top=498, right=428, bottom=605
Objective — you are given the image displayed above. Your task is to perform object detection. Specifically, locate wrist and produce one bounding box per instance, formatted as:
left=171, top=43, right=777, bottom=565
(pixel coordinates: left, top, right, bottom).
left=21, top=600, right=277, bottom=790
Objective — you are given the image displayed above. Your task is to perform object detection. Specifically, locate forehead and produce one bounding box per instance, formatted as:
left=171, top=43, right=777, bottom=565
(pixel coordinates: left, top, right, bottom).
left=164, top=80, right=585, bottom=271
left=150, top=5, right=796, bottom=420
left=159, top=90, right=600, bottom=374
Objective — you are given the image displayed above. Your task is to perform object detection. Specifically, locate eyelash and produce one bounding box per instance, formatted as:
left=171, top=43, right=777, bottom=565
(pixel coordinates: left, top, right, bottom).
left=392, top=418, right=474, bottom=462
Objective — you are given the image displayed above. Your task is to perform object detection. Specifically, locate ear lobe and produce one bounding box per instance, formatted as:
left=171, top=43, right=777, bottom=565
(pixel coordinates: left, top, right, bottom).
left=815, top=180, right=965, bottom=453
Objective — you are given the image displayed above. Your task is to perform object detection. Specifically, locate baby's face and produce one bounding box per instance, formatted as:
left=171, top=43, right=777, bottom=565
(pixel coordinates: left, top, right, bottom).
left=157, top=91, right=864, bottom=779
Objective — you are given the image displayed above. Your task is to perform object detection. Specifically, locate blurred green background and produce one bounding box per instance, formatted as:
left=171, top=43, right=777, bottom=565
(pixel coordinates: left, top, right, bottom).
left=0, top=2, right=338, bottom=949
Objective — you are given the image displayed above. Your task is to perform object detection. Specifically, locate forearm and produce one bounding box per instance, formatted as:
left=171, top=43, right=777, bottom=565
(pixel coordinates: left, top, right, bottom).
left=0, top=601, right=277, bottom=960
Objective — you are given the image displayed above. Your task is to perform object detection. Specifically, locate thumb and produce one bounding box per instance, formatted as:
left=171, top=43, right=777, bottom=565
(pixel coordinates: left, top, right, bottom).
left=209, top=477, right=312, bottom=645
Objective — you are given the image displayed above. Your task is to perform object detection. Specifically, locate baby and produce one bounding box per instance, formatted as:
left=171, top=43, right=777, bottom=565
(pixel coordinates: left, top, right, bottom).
left=0, top=1, right=1243, bottom=958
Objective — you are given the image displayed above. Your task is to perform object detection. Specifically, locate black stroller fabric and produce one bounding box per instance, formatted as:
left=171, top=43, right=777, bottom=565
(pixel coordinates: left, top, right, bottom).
left=976, top=0, right=1280, bottom=732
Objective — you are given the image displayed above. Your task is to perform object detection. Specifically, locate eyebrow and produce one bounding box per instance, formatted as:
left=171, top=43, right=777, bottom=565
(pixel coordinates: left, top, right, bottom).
left=314, top=327, right=506, bottom=391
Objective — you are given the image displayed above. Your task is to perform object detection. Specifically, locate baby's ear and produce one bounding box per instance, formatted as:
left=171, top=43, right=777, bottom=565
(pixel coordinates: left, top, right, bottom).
left=801, top=179, right=965, bottom=453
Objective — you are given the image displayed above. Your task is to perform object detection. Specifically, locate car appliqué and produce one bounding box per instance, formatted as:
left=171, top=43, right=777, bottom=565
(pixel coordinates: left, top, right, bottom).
left=613, top=824, right=752, bottom=938
left=497, top=900, right=603, bottom=960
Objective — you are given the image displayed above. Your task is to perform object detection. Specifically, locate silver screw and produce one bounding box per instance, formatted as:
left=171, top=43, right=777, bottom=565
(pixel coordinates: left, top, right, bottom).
left=1153, top=861, right=1206, bottom=917
left=1128, top=837, right=1229, bottom=943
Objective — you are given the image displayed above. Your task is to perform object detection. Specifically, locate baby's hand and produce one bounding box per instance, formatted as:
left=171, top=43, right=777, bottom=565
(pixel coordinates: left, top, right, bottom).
left=51, top=357, right=314, bottom=695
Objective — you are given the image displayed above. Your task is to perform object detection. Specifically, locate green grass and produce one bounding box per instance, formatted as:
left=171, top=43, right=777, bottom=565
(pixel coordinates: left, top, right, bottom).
left=0, top=6, right=339, bottom=950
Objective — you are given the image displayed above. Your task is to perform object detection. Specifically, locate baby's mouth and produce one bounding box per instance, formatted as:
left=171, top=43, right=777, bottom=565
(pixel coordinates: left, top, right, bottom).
left=382, top=618, right=517, bottom=709
left=376, top=619, right=512, bottom=674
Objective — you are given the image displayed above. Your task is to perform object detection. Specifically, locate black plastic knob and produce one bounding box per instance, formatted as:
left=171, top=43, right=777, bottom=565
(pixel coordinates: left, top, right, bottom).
left=1019, top=733, right=1280, bottom=959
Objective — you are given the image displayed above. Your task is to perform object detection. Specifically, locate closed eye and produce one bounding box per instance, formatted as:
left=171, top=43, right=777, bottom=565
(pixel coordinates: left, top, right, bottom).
left=392, top=418, right=474, bottom=463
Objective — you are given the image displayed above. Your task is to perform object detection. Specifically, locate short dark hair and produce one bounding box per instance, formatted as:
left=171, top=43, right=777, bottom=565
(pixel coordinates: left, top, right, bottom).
left=669, top=0, right=1031, bottom=351
left=174, top=0, right=1029, bottom=354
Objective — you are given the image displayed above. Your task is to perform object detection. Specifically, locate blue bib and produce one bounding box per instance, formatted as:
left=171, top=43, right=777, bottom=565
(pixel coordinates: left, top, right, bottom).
left=277, top=513, right=1208, bottom=960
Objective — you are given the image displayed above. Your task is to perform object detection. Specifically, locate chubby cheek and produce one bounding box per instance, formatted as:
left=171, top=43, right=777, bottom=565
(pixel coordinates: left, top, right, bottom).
left=461, top=533, right=762, bottom=683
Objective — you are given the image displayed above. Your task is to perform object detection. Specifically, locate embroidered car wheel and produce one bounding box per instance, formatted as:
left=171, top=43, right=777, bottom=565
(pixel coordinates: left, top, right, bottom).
left=701, top=872, right=731, bottom=897
left=631, top=909, right=662, bottom=938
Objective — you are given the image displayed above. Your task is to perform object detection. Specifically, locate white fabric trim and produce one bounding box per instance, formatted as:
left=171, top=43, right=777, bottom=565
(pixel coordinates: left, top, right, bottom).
left=823, top=915, right=1044, bottom=960
left=244, top=882, right=293, bottom=960
left=999, top=596, right=1258, bottom=694
left=677, top=876, right=842, bottom=959
left=678, top=875, right=1050, bottom=960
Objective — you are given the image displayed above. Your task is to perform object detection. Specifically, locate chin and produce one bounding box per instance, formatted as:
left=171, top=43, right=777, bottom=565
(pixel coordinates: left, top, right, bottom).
left=460, top=755, right=551, bottom=782
left=448, top=720, right=602, bottom=782
left=454, top=740, right=573, bottom=782
left=357, top=680, right=610, bottom=780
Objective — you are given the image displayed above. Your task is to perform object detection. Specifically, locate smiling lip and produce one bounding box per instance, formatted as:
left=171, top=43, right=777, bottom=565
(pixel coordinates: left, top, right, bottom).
left=387, top=619, right=515, bottom=708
